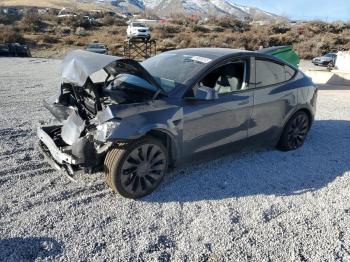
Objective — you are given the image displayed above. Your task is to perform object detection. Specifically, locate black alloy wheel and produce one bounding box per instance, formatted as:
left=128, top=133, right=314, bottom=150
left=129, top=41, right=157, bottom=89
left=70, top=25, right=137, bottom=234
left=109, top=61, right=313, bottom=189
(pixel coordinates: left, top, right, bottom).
left=278, top=111, right=310, bottom=151
left=105, top=137, right=168, bottom=198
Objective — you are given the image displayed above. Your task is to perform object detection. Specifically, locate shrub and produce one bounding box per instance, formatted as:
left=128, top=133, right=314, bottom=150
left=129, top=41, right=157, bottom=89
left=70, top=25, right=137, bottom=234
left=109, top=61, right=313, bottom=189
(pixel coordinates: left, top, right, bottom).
left=0, top=13, right=22, bottom=25
left=60, top=26, right=72, bottom=34
left=158, top=24, right=182, bottom=34
left=20, top=14, right=45, bottom=32
left=62, top=37, right=75, bottom=45
left=212, top=27, right=224, bottom=33
left=36, top=34, right=59, bottom=45
left=170, top=17, right=189, bottom=26
left=0, top=26, right=25, bottom=43
left=191, top=25, right=210, bottom=33
left=100, top=15, right=127, bottom=26
left=215, top=17, right=250, bottom=32
left=161, top=38, right=177, bottom=47
left=107, top=26, right=121, bottom=35
left=75, top=27, right=88, bottom=36
left=60, top=16, right=94, bottom=29
left=271, top=23, right=291, bottom=34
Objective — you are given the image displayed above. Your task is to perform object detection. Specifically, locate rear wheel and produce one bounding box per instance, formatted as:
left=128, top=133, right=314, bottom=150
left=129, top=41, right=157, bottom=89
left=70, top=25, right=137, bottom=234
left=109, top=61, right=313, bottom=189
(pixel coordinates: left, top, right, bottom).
left=278, top=111, right=310, bottom=151
left=105, top=137, right=168, bottom=198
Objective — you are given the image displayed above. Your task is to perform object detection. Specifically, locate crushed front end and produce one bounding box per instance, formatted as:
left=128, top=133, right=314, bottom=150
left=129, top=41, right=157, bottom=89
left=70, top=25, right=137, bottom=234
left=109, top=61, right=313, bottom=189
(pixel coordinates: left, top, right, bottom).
left=37, top=50, right=162, bottom=176
left=37, top=113, right=113, bottom=175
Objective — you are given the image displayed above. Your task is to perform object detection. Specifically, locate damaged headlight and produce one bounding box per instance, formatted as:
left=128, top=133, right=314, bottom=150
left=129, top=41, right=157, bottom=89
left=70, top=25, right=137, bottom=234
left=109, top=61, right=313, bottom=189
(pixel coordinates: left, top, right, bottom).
left=95, top=120, right=120, bottom=142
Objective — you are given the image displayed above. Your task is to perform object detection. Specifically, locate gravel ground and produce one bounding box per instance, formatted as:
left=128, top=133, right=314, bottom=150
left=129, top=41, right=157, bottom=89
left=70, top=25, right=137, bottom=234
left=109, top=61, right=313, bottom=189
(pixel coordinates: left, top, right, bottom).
left=0, top=58, right=350, bottom=262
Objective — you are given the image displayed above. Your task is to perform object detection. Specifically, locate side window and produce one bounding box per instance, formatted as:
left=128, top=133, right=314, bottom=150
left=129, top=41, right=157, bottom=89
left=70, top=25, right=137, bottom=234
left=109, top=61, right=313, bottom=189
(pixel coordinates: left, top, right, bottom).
left=185, top=61, right=247, bottom=97
left=256, top=60, right=286, bottom=88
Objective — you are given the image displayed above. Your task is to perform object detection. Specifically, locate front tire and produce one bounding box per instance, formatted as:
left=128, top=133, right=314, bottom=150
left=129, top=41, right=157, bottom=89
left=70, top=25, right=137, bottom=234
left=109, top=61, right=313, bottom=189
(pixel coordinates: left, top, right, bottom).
left=278, top=111, right=310, bottom=151
left=105, top=137, right=168, bottom=199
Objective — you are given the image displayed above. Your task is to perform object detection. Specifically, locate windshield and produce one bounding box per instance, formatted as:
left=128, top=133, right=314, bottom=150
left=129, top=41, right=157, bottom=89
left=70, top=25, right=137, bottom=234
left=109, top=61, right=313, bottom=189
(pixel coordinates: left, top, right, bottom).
left=132, top=23, right=146, bottom=27
left=112, top=73, right=156, bottom=92
left=325, top=53, right=336, bottom=58
left=141, top=53, right=212, bottom=93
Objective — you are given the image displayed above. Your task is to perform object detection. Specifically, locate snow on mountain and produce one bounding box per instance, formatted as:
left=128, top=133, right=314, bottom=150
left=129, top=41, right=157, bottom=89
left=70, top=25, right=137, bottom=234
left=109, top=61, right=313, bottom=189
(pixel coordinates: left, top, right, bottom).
left=86, top=0, right=279, bottom=20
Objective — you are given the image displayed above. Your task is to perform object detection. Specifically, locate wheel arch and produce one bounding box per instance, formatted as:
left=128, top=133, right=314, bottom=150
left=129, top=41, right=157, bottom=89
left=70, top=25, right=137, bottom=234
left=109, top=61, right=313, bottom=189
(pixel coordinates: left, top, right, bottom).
left=277, top=106, right=313, bottom=145
left=145, top=128, right=179, bottom=166
left=283, top=105, right=314, bottom=130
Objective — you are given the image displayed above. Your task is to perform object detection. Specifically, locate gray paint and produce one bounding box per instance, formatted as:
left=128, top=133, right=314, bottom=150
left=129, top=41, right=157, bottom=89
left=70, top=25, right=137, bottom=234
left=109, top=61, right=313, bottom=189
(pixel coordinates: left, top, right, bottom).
left=40, top=48, right=317, bottom=168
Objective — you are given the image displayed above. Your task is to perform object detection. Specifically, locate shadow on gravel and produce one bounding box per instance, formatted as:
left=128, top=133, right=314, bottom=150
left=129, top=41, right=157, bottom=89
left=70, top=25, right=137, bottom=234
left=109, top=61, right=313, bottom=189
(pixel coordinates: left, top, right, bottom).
left=143, top=120, right=350, bottom=203
left=0, top=237, right=63, bottom=261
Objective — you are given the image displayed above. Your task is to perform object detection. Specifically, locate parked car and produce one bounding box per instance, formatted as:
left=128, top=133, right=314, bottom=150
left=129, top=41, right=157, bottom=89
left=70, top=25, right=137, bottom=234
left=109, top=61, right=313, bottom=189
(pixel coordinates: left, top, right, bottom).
left=258, top=45, right=300, bottom=67
left=127, top=22, right=151, bottom=40
left=38, top=48, right=317, bottom=198
left=0, top=43, right=31, bottom=57
left=85, top=43, right=108, bottom=54
left=312, top=52, right=337, bottom=66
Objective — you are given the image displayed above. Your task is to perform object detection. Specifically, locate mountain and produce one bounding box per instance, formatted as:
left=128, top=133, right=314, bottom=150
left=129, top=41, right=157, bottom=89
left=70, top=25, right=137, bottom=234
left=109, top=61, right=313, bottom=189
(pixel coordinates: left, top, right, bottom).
left=1, top=0, right=280, bottom=20
left=87, top=0, right=280, bottom=20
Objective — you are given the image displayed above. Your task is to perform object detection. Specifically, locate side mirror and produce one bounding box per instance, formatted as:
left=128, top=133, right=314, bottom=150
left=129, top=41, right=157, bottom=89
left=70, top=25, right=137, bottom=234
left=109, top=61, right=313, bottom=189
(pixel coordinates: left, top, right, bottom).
left=195, top=86, right=218, bottom=101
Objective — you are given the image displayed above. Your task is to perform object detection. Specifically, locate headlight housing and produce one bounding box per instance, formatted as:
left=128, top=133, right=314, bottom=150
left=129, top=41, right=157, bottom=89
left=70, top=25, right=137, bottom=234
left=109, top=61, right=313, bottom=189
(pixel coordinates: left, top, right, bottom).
left=95, top=120, right=120, bottom=142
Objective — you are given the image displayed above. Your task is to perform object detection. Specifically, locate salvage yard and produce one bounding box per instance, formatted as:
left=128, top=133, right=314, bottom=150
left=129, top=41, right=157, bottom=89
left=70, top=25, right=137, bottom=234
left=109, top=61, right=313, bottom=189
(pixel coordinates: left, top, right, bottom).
left=0, top=58, right=350, bottom=261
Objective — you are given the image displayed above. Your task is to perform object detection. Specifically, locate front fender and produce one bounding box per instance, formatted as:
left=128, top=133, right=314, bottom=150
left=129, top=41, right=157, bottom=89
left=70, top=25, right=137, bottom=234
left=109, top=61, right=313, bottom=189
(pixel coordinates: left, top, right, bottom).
left=107, top=105, right=183, bottom=141
left=108, top=119, right=182, bottom=163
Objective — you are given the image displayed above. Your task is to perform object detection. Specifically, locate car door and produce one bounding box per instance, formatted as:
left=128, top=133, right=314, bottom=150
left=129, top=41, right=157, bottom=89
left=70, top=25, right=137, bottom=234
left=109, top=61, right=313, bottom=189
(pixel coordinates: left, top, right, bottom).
left=248, top=57, right=298, bottom=144
left=181, top=59, right=254, bottom=156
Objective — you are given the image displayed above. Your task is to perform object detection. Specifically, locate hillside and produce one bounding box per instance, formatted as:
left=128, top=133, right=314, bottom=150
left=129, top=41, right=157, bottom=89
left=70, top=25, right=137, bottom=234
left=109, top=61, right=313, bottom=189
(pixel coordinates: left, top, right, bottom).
left=1, top=0, right=281, bottom=20
left=1, top=2, right=349, bottom=60
left=0, top=0, right=109, bottom=11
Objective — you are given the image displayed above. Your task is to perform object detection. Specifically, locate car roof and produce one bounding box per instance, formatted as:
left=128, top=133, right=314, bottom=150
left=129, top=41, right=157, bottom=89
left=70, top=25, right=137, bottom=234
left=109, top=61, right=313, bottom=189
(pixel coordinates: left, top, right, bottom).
left=257, top=45, right=291, bottom=54
left=164, top=48, right=253, bottom=60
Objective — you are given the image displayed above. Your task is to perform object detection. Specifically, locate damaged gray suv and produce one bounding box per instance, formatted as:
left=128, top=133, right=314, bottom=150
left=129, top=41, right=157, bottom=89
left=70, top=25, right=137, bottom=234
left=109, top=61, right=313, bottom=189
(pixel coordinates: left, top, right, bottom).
left=38, top=48, right=317, bottom=198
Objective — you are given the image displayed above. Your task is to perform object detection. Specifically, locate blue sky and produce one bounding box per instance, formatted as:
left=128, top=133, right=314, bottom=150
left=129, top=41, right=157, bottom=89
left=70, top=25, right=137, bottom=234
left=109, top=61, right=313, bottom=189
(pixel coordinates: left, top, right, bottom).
left=230, top=0, right=350, bottom=21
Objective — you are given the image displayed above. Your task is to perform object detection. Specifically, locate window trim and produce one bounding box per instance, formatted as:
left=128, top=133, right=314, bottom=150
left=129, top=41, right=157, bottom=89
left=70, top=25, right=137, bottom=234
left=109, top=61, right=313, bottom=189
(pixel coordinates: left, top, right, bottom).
left=250, top=58, right=298, bottom=90
left=183, top=57, right=251, bottom=99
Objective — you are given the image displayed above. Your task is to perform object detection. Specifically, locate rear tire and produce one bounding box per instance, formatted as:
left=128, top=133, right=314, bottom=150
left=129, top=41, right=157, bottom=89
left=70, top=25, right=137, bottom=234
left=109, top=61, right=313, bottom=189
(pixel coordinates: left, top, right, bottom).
left=278, top=111, right=310, bottom=151
left=104, top=137, right=168, bottom=199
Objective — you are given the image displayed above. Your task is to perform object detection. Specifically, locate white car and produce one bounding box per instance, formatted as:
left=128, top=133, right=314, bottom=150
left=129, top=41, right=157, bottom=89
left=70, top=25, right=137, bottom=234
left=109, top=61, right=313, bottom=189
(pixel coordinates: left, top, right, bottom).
left=127, top=22, right=151, bottom=40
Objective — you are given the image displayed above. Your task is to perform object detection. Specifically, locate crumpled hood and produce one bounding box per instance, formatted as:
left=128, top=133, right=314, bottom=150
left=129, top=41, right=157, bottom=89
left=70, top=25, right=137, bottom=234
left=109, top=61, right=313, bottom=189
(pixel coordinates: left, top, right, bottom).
left=60, top=50, right=162, bottom=92
left=61, top=50, right=121, bottom=86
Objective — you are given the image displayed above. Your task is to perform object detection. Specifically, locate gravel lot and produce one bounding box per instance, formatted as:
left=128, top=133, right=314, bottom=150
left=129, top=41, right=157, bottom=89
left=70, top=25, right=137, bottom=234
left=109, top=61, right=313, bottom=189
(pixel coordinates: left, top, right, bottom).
left=0, top=58, right=350, bottom=261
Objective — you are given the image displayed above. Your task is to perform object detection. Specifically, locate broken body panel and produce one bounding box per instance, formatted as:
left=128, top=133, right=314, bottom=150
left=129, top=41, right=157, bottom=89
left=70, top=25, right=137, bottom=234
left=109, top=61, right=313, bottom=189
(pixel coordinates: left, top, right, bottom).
left=38, top=50, right=179, bottom=174
left=38, top=48, right=317, bottom=177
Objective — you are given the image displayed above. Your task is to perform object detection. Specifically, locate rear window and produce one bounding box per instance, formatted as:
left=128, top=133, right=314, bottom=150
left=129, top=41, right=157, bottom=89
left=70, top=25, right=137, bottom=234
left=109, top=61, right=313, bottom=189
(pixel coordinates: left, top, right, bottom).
left=256, top=60, right=296, bottom=88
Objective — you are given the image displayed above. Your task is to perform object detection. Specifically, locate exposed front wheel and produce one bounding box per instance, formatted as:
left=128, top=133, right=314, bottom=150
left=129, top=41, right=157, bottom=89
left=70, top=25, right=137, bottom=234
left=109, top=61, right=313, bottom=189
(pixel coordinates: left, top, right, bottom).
left=278, top=111, right=310, bottom=151
left=105, top=137, right=168, bottom=198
